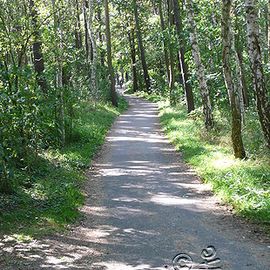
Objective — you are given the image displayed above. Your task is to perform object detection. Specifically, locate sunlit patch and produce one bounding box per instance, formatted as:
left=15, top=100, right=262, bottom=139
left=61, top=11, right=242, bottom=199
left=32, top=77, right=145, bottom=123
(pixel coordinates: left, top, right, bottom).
left=81, top=206, right=109, bottom=217
left=94, top=261, right=164, bottom=270
left=76, top=226, right=118, bottom=243
left=100, top=167, right=161, bottom=177
left=112, top=197, right=143, bottom=203
left=212, top=154, right=236, bottom=169
left=150, top=193, right=210, bottom=211
left=122, top=228, right=157, bottom=236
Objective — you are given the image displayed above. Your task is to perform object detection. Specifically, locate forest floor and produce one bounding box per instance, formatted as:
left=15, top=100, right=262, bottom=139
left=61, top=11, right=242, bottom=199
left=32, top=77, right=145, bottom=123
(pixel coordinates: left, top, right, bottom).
left=0, top=94, right=269, bottom=269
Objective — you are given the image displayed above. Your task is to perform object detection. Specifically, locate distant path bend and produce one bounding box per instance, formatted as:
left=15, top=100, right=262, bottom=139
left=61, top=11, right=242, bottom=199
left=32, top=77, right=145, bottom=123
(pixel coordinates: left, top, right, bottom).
left=1, top=94, right=269, bottom=269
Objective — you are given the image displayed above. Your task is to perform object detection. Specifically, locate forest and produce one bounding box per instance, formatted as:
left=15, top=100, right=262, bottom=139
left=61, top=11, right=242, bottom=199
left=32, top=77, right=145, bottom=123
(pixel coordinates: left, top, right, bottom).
left=0, top=0, right=269, bottom=237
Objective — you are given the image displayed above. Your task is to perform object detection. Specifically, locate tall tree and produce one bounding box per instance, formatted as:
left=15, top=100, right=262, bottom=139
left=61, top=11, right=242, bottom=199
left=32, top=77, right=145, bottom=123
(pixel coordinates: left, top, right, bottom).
left=88, top=0, right=98, bottom=100
left=186, top=0, right=214, bottom=129
left=133, top=0, right=151, bottom=93
left=83, top=0, right=90, bottom=58
left=104, top=0, right=118, bottom=106
left=30, top=0, right=47, bottom=93
left=246, top=0, right=270, bottom=148
left=52, top=0, right=65, bottom=146
left=167, top=0, right=176, bottom=105
left=222, top=0, right=246, bottom=159
left=158, top=0, right=170, bottom=84
left=172, top=0, right=195, bottom=112
left=128, top=27, right=139, bottom=92
left=75, top=0, right=83, bottom=49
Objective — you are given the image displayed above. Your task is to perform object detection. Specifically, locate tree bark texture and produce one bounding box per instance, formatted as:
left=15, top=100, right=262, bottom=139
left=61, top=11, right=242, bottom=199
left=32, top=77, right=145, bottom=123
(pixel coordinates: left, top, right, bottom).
left=222, top=0, right=246, bottom=158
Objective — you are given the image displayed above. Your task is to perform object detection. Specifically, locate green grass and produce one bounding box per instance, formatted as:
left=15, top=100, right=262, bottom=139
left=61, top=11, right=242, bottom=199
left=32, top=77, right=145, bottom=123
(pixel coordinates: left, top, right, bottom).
left=137, top=92, right=270, bottom=227
left=0, top=97, right=128, bottom=238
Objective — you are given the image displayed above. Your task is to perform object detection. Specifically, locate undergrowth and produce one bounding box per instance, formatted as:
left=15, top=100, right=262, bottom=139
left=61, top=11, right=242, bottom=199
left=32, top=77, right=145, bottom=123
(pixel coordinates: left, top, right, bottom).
left=0, top=97, right=128, bottom=239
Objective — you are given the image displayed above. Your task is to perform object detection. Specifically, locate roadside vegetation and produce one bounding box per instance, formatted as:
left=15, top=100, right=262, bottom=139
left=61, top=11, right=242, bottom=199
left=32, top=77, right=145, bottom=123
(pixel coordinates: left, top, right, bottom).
left=0, top=98, right=127, bottom=239
left=136, top=91, right=269, bottom=227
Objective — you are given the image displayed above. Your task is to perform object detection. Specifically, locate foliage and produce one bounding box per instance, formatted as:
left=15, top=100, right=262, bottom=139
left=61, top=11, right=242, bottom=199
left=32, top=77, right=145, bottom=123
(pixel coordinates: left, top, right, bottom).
left=0, top=97, right=128, bottom=236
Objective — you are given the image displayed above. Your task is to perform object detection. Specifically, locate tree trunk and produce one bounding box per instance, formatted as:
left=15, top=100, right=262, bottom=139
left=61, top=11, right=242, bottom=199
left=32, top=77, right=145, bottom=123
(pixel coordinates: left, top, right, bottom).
left=75, top=0, right=83, bottom=49
left=268, top=1, right=270, bottom=59
left=133, top=0, right=151, bottom=93
left=186, top=0, right=214, bottom=129
left=235, top=15, right=249, bottom=108
left=97, top=4, right=105, bottom=67
left=52, top=0, right=65, bottom=147
left=30, top=0, right=47, bottom=93
left=167, top=0, right=176, bottom=105
left=172, top=0, right=195, bottom=112
left=158, top=0, right=170, bottom=84
left=83, top=0, right=90, bottom=58
left=222, top=0, right=246, bottom=159
left=128, top=27, right=139, bottom=92
left=104, top=0, right=118, bottom=107
left=236, top=47, right=249, bottom=107
left=246, top=0, right=270, bottom=148
left=88, top=0, right=98, bottom=102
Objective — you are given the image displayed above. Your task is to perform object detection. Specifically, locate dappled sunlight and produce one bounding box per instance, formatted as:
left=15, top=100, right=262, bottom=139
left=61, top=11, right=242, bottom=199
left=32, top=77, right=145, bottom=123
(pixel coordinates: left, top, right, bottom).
left=81, top=206, right=110, bottom=217
left=93, top=261, right=164, bottom=270
left=211, top=154, right=236, bottom=170
left=100, top=167, right=162, bottom=177
left=1, top=96, right=268, bottom=270
left=107, top=135, right=165, bottom=143
left=149, top=193, right=210, bottom=210
left=112, top=197, right=143, bottom=203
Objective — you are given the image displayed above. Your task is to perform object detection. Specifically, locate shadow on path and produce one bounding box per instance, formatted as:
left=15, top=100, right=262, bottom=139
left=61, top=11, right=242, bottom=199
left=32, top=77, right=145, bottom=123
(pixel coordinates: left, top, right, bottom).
left=0, top=95, right=269, bottom=270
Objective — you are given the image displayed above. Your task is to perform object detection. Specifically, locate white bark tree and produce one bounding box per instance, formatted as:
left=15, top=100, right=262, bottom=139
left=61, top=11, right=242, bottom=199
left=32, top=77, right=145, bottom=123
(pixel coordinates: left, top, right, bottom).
left=88, top=0, right=98, bottom=102
left=222, top=0, right=246, bottom=159
left=52, top=0, right=65, bottom=147
left=246, top=0, right=270, bottom=148
left=186, top=0, right=214, bottom=130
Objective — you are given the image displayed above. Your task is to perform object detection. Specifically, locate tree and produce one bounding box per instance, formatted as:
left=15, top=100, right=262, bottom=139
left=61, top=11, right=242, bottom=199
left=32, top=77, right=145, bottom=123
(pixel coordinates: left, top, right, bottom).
left=128, top=27, right=139, bottom=92
left=133, top=0, right=151, bottom=93
left=186, top=0, right=214, bottom=129
left=30, top=0, right=47, bottom=93
left=88, top=0, right=98, bottom=101
left=172, top=0, right=195, bottom=112
left=222, top=0, right=246, bottom=159
left=158, top=0, right=170, bottom=84
left=104, top=0, right=118, bottom=106
left=246, top=0, right=270, bottom=148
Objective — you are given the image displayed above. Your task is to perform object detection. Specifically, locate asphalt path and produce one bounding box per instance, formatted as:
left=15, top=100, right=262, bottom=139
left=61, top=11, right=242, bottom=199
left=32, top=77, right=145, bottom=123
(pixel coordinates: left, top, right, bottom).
left=1, top=94, right=269, bottom=269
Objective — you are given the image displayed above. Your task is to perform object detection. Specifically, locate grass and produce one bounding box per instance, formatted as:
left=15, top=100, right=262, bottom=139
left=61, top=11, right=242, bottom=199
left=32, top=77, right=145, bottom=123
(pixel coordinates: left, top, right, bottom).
left=136, top=91, right=270, bottom=227
left=0, top=97, right=128, bottom=239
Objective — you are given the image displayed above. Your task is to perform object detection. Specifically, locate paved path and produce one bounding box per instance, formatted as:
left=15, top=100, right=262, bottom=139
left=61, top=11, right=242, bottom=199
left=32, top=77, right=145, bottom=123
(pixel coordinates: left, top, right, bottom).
left=1, top=95, right=269, bottom=269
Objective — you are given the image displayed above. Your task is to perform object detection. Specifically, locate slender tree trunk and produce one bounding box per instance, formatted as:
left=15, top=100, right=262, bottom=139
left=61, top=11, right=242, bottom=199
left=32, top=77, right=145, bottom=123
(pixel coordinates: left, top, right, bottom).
left=30, top=0, right=47, bottom=93
left=97, top=4, right=105, bottom=67
left=186, top=0, right=214, bottom=129
left=235, top=15, right=249, bottom=108
left=104, top=0, right=118, bottom=106
left=268, top=1, right=270, bottom=59
left=222, top=0, right=246, bottom=159
left=133, top=0, right=151, bottom=93
left=52, top=0, right=65, bottom=147
left=167, top=0, right=176, bottom=105
left=265, top=0, right=270, bottom=61
left=128, top=27, right=139, bottom=92
left=83, top=0, right=90, bottom=58
left=158, top=0, right=170, bottom=83
left=236, top=47, right=249, bottom=107
left=246, top=0, right=270, bottom=148
left=172, top=0, right=195, bottom=112
left=88, top=0, right=98, bottom=101
left=75, top=0, right=82, bottom=49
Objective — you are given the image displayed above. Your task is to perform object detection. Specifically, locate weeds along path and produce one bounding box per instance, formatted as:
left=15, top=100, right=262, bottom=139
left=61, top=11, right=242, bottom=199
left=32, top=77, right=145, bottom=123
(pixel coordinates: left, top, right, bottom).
left=1, top=94, right=269, bottom=269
